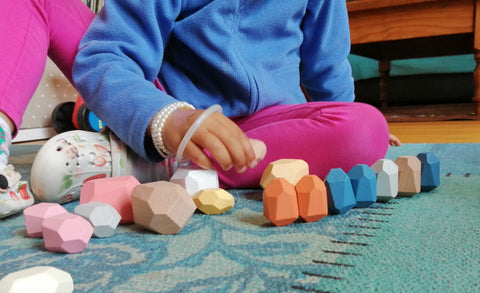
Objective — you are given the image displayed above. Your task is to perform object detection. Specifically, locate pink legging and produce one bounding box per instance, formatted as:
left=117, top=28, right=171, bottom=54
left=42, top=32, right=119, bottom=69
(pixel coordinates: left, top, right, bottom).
left=219, top=102, right=390, bottom=188
left=0, top=0, right=94, bottom=133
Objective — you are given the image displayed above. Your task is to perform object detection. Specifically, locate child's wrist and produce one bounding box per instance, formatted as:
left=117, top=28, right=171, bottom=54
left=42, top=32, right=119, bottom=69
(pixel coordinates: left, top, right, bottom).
left=150, top=102, right=195, bottom=159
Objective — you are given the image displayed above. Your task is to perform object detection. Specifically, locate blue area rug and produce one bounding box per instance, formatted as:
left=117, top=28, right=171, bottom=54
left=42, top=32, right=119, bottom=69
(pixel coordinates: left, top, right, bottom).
left=1, top=144, right=479, bottom=292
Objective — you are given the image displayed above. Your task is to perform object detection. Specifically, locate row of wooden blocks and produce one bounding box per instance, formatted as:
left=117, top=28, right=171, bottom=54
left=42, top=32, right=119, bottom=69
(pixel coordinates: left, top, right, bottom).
left=261, top=153, right=440, bottom=227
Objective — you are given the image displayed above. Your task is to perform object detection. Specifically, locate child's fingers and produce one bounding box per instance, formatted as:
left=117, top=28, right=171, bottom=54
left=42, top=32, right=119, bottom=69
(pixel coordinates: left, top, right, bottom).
left=191, top=129, right=234, bottom=171
left=201, top=113, right=256, bottom=172
left=181, top=141, right=214, bottom=170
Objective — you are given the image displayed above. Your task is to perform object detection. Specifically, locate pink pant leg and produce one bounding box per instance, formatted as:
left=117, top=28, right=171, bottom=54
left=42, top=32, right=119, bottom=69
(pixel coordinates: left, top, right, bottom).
left=0, top=0, right=94, bottom=132
left=218, top=102, right=390, bottom=188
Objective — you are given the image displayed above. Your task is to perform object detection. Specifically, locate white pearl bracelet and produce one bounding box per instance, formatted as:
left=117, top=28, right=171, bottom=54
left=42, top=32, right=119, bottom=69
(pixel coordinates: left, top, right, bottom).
left=150, top=102, right=195, bottom=158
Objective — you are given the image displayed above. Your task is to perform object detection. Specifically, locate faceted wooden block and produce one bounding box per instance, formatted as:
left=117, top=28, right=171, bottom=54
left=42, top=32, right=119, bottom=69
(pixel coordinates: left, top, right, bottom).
left=193, top=188, right=235, bottom=215
left=395, top=156, right=421, bottom=197
left=294, top=175, right=328, bottom=223
left=42, top=213, right=93, bottom=254
left=79, top=175, right=140, bottom=224
left=348, top=164, right=377, bottom=208
left=23, top=203, right=69, bottom=238
left=74, top=202, right=121, bottom=238
left=263, top=178, right=299, bottom=226
left=0, top=266, right=74, bottom=293
left=325, top=168, right=356, bottom=214
left=371, top=159, right=398, bottom=202
left=417, top=152, right=440, bottom=191
left=249, top=138, right=267, bottom=162
left=131, top=181, right=196, bottom=234
left=170, top=166, right=219, bottom=196
left=260, top=159, right=309, bottom=189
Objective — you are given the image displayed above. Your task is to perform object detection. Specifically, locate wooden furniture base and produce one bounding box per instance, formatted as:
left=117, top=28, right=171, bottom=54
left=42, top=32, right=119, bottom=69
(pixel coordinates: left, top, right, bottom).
left=347, top=0, right=480, bottom=121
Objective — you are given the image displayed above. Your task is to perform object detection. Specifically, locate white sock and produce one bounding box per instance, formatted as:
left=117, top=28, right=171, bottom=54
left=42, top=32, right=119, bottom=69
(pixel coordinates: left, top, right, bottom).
left=0, top=117, right=12, bottom=169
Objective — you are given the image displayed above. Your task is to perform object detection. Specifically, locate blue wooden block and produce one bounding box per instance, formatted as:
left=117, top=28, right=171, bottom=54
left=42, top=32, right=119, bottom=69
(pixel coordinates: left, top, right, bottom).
left=325, top=168, right=356, bottom=214
left=417, top=152, right=440, bottom=191
left=347, top=164, right=377, bottom=208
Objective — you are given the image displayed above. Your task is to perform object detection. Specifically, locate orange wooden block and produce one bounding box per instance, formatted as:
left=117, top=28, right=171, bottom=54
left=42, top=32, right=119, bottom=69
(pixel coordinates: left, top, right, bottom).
left=263, top=178, right=299, bottom=227
left=295, top=175, right=328, bottom=223
left=395, top=156, right=421, bottom=197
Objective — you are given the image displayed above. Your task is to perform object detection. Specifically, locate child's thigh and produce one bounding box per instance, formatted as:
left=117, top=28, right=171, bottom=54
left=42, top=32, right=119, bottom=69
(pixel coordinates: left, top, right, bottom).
left=220, top=102, right=389, bottom=188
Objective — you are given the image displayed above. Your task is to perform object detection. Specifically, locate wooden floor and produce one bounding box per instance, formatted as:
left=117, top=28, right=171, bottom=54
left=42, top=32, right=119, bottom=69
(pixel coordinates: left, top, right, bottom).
left=388, top=120, right=480, bottom=143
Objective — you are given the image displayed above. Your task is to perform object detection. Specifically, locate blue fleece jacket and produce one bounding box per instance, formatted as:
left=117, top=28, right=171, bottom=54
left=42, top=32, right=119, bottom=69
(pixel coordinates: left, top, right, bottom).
left=73, top=0, right=354, bottom=162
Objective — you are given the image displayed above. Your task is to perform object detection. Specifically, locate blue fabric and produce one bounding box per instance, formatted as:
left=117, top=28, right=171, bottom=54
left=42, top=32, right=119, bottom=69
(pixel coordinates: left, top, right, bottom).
left=73, top=0, right=354, bottom=162
left=349, top=54, right=475, bottom=81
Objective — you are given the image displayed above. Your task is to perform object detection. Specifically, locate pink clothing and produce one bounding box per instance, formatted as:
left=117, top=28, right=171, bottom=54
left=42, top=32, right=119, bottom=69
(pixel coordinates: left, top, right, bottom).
left=0, top=0, right=93, bottom=133
left=219, top=102, right=389, bottom=188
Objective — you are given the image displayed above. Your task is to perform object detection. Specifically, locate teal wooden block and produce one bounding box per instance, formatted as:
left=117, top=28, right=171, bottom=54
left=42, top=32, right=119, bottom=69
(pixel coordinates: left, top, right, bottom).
left=325, top=168, right=356, bottom=214
left=417, top=152, right=440, bottom=191
left=348, top=164, right=377, bottom=208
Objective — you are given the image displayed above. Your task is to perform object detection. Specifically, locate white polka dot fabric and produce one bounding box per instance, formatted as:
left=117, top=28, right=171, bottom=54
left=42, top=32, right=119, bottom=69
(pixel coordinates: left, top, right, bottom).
left=21, top=58, right=78, bottom=129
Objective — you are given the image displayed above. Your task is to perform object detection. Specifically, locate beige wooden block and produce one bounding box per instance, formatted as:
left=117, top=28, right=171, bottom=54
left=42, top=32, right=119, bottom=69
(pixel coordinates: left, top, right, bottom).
left=0, top=266, right=74, bottom=293
left=249, top=139, right=267, bottom=162
left=260, top=159, right=309, bottom=189
left=395, top=156, right=421, bottom=197
left=131, top=181, right=196, bottom=234
left=193, top=188, right=235, bottom=215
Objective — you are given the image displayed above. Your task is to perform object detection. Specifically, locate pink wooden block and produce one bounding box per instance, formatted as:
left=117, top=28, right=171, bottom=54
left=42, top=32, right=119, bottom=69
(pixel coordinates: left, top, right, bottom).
left=79, top=175, right=140, bottom=224
left=23, top=203, right=69, bottom=238
left=42, top=213, right=93, bottom=254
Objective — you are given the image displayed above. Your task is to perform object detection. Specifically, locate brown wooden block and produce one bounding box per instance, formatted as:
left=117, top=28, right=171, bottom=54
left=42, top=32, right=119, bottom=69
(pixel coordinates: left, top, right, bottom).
left=131, top=181, right=196, bottom=234
left=295, top=175, right=328, bottom=223
left=395, top=156, right=421, bottom=197
left=263, top=178, right=299, bottom=227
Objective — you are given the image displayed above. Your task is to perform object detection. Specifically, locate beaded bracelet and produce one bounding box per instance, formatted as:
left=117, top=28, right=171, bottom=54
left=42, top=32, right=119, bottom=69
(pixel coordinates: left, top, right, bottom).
left=150, top=102, right=195, bottom=159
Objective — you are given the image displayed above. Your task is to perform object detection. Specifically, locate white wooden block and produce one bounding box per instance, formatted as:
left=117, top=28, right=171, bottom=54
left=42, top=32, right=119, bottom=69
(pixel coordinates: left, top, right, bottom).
left=74, top=201, right=121, bottom=238
left=170, top=166, right=219, bottom=196
left=371, top=159, right=398, bottom=202
left=0, top=266, right=74, bottom=293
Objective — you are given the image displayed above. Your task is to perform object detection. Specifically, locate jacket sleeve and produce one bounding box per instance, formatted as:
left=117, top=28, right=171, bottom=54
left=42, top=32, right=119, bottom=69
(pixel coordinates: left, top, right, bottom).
left=300, top=0, right=355, bottom=102
left=73, top=0, right=182, bottom=161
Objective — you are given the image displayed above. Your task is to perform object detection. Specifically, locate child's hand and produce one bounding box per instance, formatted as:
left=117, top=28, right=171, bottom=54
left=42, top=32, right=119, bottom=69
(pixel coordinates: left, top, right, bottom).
left=162, top=109, right=260, bottom=173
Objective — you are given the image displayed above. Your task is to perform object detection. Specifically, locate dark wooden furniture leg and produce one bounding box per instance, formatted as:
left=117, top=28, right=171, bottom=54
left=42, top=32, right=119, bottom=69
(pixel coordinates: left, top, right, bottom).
left=473, top=0, right=480, bottom=116
left=378, top=59, right=391, bottom=110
